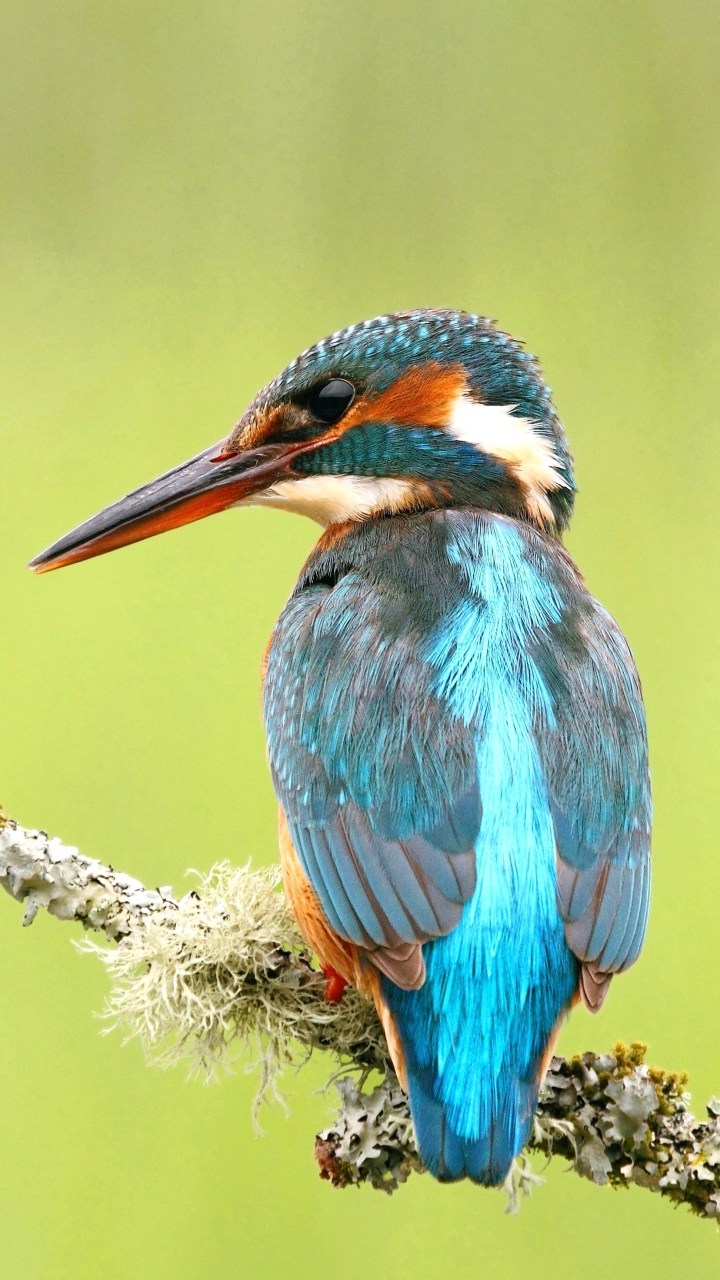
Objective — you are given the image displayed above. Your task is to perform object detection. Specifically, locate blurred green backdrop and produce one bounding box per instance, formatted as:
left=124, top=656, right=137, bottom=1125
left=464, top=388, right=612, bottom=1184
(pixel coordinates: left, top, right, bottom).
left=2, top=0, right=720, bottom=1275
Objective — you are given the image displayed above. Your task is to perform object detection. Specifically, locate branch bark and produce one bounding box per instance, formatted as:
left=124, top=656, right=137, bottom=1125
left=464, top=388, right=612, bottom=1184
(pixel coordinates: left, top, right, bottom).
left=1, top=811, right=719, bottom=1222
left=0, top=810, right=179, bottom=938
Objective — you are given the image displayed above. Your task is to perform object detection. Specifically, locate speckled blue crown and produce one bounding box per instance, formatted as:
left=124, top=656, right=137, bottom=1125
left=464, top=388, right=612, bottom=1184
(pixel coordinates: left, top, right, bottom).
left=250, top=309, right=575, bottom=524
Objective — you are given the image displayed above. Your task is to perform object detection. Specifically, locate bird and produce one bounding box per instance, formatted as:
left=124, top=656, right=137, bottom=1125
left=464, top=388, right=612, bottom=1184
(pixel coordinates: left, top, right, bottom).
left=31, top=308, right=651, bottom=1187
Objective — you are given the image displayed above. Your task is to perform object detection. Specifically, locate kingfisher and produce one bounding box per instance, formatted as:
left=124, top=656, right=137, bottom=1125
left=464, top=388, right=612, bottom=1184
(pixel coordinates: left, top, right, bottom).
left=31, top=309, right=650, bottom=1186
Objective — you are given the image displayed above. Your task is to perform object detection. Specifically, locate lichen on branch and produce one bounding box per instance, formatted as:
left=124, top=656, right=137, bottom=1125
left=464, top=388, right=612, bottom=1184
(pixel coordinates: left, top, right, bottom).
left=317, top=1042, right=720, bottom=1218
left=0, top=816, right=388, bottom=1094
left=1, top=813, right=720, bottom=1222
left=92, top=861, right=388, bottom=1100
left=0, top=813, right=178, bottom=938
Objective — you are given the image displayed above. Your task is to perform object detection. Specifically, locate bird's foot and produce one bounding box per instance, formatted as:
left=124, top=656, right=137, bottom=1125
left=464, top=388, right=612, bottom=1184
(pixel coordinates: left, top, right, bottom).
left=322, top=965, right=348, bottom=1003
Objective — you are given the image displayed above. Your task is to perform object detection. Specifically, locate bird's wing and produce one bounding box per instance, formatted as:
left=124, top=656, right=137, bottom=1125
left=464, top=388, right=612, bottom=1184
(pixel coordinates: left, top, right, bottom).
left=265, top=514, right=650, bottom=999
left=264, top=566, right=482, bottom=989
left=535, top=594, right=651, bottom=1006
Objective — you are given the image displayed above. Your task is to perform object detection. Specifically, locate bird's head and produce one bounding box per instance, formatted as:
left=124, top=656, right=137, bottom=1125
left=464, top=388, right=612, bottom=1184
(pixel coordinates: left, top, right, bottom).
left=31, top=309, right=575, bottom=573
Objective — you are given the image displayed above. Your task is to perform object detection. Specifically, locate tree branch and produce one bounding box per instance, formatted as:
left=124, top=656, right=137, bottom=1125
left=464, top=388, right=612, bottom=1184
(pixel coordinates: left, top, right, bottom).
left=0, top=810, right=178, bottom=939
left=315, top=1044, right=720, bottom=1219
left=0, top=813, right=389, bottom=1083
left=2, top=812, right=719, bottom=1221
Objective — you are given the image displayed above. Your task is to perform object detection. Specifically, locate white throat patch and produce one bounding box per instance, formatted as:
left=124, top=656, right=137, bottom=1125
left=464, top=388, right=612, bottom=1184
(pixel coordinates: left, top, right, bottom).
left=446, top=394, right=567, bottom=524
left=245, top=474, right=422, bottom=526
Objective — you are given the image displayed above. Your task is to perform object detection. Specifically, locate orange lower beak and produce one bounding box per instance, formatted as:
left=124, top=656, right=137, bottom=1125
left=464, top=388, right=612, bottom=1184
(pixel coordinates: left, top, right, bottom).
left=30, top=438, right=314, bottom=573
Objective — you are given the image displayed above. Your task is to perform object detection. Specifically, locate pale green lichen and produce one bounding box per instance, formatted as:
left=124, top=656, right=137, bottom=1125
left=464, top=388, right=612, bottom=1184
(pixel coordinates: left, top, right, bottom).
left=316, top=1076, right=424, bottom=1193
left=86, top=861, right=387, bottom=1107
left=317, top=1043, right=720, bottom=1218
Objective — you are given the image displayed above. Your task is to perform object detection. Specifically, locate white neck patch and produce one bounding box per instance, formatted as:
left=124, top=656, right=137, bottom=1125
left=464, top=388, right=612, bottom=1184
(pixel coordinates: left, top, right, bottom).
left=446, top=394, right=568, bottom=524
left=245, top=474, right=422, bottom=527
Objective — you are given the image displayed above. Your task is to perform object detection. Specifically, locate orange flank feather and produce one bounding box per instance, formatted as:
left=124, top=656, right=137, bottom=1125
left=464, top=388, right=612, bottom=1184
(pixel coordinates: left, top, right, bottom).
left=311, top=520, right=356, bottom=555
left=259, top=633, right=274, bottom=683
left=277, top=806, right=365, bottom=985
left=277, top=806, right=364, bottom=989
left=536, top=988, right=582, bottom=1087
left=277, top=806, right=407, bottom=1088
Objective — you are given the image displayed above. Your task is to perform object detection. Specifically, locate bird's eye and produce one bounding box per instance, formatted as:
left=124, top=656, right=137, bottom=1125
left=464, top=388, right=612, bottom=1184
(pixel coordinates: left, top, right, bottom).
left=308, top=379, right=355, bottom=424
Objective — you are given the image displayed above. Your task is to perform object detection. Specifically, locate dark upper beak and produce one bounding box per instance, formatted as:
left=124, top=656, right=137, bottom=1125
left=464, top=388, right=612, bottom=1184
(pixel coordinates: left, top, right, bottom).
left=29, top=435, right=324, bottom=573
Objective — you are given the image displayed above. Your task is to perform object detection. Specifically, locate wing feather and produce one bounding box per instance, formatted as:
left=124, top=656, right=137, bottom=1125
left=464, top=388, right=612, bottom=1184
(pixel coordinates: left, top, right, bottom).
left=290, top=798, right=473, bottom=963
left=560, top=824, right=650, bottom=983
left=596, top=861, right=635, bottom=970
left=266, top=513, right=650, bottom=1004
left=333, top=812, right=422, bottom=939
left=302, top=825, right=379, bottom=946
left=555, top=858, right=604, bottom=923
left=337, top=811, right=431, bottom=936
left=539, top=578, right=651, bottom=1005
left=623, top=857, right=651, bottom=970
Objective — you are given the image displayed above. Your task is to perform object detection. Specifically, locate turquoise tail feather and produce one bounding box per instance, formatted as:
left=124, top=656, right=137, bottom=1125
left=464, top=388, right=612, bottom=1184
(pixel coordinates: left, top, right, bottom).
left=382, top=722, right=579, bottom=1187
left=384, top=927, right=578, bottom=1185
left=383, top=519, right=581, bottom=1185
left=403, top=1062, right=539, bottom=1185
left=384, top=900, right=578, bottom=1184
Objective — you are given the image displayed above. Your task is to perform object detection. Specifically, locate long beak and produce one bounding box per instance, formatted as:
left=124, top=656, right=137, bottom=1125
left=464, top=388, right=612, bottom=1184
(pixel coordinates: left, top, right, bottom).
left=30, top=437, right=322, bottom=574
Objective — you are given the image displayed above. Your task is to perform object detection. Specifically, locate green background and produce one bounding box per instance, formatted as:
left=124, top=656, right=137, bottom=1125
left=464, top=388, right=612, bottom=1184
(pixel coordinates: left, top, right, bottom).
left=2, top=0, right=720, bottom=1275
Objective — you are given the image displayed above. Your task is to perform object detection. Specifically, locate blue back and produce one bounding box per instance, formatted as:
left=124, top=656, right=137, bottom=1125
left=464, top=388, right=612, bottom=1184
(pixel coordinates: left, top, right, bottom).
left=264, top=510, right=650, bottom=1184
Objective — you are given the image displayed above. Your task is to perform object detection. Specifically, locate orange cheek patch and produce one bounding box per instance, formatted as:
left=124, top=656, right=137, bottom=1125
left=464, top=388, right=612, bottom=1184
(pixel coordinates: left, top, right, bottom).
left=343, top=362, right=467, bottom=433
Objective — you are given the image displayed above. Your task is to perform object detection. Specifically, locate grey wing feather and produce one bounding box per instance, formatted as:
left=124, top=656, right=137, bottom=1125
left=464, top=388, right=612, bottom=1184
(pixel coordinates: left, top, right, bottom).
left=537, top=579, right=652, bottom=1009
left=290, top=799, right=474, bottom=989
